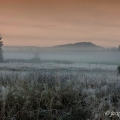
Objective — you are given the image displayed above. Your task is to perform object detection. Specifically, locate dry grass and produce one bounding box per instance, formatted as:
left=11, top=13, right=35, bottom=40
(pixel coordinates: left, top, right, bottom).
left=0, top=70, right=120, bottom=120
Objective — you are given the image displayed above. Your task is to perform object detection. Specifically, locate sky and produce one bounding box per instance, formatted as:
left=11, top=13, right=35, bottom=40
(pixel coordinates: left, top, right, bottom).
left=0, top=0, right=120, bottom=47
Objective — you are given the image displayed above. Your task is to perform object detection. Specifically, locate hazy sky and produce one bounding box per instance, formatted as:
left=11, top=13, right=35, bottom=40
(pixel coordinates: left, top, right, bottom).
left=0, top=0, right=120, bottom=47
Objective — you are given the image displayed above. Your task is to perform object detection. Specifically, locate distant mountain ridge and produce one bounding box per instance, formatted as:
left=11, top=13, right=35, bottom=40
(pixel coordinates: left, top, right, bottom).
left=53, top=42, right=105, bottom=50
left=3, top=42, right=106, bottom=52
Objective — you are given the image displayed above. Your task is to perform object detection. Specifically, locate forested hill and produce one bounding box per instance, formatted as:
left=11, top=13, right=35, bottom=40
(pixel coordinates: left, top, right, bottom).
left=3, top=42, right=106, bottom=52
left=53, top=42, right=105, bottom=50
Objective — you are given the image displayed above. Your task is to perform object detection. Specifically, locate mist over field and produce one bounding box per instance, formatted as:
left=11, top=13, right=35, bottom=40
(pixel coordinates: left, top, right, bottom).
left=3, top=50, right=120, bottom=65
left=0, top=41, right=120, bottom=120
left=1, top=0, right=120, bottom=119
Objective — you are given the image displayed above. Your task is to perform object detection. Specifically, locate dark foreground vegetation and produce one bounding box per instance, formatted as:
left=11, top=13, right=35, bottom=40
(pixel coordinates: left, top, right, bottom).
left=0, top=70, right=120, bottom=120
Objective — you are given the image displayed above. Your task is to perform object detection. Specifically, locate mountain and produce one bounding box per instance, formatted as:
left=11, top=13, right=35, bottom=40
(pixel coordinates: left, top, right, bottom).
left=3, top=42, right=106, bottom=52
left=53, top=42, right=105, bottom=50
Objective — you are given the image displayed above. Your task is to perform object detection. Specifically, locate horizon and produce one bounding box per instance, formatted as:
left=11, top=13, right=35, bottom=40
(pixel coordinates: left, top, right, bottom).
left=2, top=41, right=119, bottom=48
left=0, top=0, right=120, bottom=47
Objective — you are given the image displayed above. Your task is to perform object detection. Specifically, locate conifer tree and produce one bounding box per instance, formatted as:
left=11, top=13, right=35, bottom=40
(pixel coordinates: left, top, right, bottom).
left=0, top=35, right=3, bottom=62
left=118, top=45, right=120, bottom=51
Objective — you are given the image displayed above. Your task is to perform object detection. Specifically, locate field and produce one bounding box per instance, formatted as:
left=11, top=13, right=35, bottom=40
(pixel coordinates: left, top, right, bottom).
left=0, top=62, right=120, bottom=120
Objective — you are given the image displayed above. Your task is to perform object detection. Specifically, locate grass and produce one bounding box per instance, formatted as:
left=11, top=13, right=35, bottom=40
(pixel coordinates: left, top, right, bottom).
left=0, top=69, right=120, bottom=120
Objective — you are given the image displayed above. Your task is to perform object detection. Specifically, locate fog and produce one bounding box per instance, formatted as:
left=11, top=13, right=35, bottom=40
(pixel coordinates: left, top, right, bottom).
left=4, top=50, right=120, bottom=64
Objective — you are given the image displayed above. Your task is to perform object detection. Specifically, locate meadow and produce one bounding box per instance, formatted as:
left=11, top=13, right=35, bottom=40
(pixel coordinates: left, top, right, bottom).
left=0, top=62, right=120, bottom=120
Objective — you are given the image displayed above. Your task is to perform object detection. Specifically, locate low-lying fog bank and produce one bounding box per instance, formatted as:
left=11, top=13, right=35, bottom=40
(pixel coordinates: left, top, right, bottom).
left=3, top=51, right=120, bottom=65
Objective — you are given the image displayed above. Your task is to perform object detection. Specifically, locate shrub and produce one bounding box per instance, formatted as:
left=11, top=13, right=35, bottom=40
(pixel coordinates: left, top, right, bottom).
left=117, top=66, right=120, bottom=74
